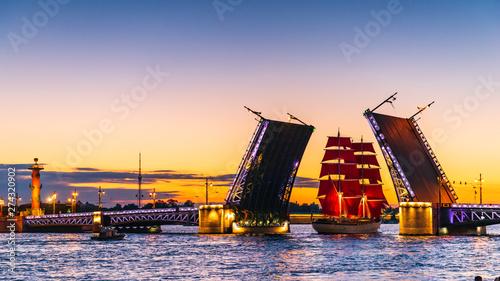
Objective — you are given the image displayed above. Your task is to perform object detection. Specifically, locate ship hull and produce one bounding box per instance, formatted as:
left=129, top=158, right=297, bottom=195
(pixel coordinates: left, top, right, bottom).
left=312, top=219, right=381, bottom=234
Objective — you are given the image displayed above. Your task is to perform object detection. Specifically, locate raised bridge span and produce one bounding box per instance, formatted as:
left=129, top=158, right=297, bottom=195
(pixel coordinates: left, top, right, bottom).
left=365, top=94, right=499, bottom=235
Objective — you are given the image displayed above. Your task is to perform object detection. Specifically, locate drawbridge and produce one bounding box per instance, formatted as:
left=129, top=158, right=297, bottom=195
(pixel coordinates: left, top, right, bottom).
left=224, top=108, right=315, bottom=228
left=364, top=95, right=457, bottom=203
left=364, top=93, right=497, bottom=235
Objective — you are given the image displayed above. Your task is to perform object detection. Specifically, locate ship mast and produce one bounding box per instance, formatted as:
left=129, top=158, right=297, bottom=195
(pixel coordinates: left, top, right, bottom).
left=361, top=136, right=366, bottom=218
left=337, top=129, right=343, bottom=217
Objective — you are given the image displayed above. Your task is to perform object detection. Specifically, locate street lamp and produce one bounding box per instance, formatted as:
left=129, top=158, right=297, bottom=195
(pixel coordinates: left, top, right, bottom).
left=47, top=191, right=57, bottom=214
left=98, top=186, right=105, bottom=210
left=475, top=174, right=484, bottom=204
left=70, top=189, right=78, bottom=213
left=149, top=188, right=156, bottom=209
left=15, top=194, right=21, bottom=209
left=0, top=197, right=4, bottom=216
left=68, top=198, right=74, bottom=213
left=205, top=178, right=212, bottom=205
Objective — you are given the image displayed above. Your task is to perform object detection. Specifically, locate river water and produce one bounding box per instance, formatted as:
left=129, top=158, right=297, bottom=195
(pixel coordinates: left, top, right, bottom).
left=1, top=224, right=500, bottom=280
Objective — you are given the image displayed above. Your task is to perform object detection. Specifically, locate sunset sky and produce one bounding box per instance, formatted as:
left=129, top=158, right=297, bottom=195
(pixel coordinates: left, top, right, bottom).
left=1, top=1, right=499, bottom=208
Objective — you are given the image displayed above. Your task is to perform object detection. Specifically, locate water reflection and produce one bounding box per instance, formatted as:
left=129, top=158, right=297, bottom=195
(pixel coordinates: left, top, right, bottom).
left=1, top=224, right=500, bottom=280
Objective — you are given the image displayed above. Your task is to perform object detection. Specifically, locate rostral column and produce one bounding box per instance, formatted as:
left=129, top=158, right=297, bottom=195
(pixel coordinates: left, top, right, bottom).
left=28, top=158, right=44, bottom=214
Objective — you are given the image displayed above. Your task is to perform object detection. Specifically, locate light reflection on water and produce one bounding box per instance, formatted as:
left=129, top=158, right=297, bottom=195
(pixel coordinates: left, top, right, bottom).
left=1, top=224, right=500, bottom=280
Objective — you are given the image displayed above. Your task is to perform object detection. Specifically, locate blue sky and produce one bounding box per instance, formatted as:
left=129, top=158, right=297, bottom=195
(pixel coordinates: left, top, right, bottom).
left=1, top=0, right=500, bottom=206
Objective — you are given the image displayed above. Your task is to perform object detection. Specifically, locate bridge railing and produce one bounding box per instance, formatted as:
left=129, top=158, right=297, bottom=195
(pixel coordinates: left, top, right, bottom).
left=451, top=204, right=500, bottom=209
left=103, top=207, right=198, bottom=216
left=24, top=207, right=200, bottom=227
left=25, top=212, right=94, bottom=219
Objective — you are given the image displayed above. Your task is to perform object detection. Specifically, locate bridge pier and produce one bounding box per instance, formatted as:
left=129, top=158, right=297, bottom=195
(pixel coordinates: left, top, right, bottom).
left=93, top=211, right=103, bottom=234
left=399, top=202, right=436, bottom=235
left=198, top=205, right=234, bottom=234
left=399, top=202, right=490, bottom=235
left=0, top=216, right=25, bottom=233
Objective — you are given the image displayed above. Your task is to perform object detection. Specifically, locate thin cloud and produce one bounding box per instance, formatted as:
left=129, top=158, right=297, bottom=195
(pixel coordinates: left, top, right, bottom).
left=0, top=164, right=233, bottom=206
left=294, top=176, right=319, bottom=188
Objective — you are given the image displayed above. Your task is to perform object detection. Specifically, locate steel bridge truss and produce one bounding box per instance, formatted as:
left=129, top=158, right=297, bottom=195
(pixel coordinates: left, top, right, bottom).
left=441, top=204, right=500, bottom=227
left=225, top=119, right=269, bottom=205
left=107, top=208, right=198, bottom=225
left=24, top=208, right=199, bottom=228
left=364, top=111, right=415, bottom=201
left=409, top=118, right=458, bottom=201
left=277, top=161, right=299, bottom=215
left=25, top=213, right=93, bottom=226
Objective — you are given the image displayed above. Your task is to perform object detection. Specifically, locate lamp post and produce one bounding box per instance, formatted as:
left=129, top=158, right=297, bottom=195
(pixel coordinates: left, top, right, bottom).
left=205, top=178, right=212, bottom=205
left=149, top=188, right=156, bottom=209
left=475, top=174, right=484, bottom=204
left=68, top=198, right=74, bottom=213
left=98, top=186, right=105, bottom=210
left=0, top=197, right=4, bottom=216
left=71, top=189, right=78, bottom=213
left=14, top=193, right=21, bottom=216
left=47, top=191, right=57, bottom=214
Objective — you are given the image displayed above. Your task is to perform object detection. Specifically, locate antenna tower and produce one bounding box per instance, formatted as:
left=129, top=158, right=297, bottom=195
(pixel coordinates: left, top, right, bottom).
left=138, top=153, right=142, bottom=208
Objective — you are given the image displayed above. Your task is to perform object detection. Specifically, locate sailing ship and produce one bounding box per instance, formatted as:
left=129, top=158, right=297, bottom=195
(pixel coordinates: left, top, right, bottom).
left=312, top=132, right=388, bottom=234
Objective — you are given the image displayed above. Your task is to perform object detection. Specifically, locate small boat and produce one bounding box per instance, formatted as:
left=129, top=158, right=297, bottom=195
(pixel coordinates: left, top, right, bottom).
left=91, top=227, right=126, bottom=241
left=312, top=132, right=388, bottom=234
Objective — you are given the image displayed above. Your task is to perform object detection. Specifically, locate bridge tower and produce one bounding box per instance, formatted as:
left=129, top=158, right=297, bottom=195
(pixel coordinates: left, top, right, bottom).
left=28, top=158, right=44, bottom=216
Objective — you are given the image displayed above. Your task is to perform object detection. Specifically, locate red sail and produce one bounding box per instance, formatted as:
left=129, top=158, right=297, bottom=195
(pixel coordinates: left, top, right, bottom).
left=352, top=142, right=376, bottom=153
left=363, top=184, right=385, bottom=200
left=344, top=197, right=362, bottom=217
left=320, top=163, right=359, bottom=179
left=358, top=199, right=387, bottom=218
left=322, top=149, right=357, bottom=163
left=318, top=134, right=388, bottom=219
left=318, top=179, right=335, bottom=197
left=361, top=168, right=382, bottom=183
left=358, top=199, right=369, bottom=217
left=321, top=183, right=340, bottom=217
left=326, top=137, right=352, bottom=149
left=366, top=200, right=387, bottom=219
left=334, top=180, right=362, bottom=197
left=355, top=154, right=379, bottom=167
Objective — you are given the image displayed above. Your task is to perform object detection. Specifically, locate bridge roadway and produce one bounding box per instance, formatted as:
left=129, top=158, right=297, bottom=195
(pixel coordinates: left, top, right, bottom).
left=24, top=207, right=199, bottom=232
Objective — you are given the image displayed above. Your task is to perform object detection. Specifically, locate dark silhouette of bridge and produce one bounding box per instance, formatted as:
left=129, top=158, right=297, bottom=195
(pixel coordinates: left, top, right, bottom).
left=365, top=94, right=499, bottom=234
left=224, top=113, right=314, bottom=228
